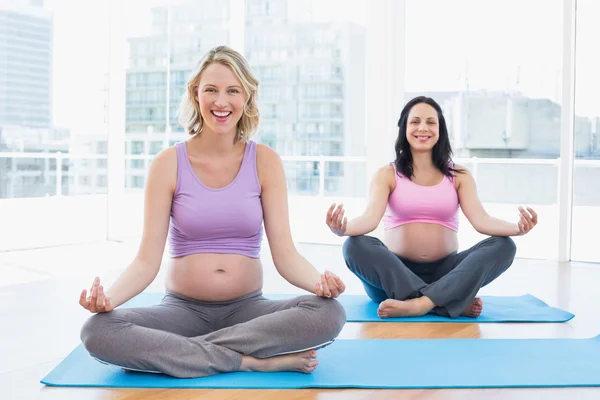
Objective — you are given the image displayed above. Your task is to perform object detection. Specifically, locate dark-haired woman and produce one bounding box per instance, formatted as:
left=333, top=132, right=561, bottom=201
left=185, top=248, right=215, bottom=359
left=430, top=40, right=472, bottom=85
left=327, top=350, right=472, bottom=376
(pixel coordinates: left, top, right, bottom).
left=325, top=96, right=538, bottom=319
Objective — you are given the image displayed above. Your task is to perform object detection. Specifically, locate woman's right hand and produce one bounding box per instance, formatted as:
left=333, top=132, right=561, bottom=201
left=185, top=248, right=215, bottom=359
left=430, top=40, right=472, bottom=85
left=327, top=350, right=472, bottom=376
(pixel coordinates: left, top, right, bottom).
left=326, top=203, right=347, bottom=237
left=79, top=277, right=114, bottom=313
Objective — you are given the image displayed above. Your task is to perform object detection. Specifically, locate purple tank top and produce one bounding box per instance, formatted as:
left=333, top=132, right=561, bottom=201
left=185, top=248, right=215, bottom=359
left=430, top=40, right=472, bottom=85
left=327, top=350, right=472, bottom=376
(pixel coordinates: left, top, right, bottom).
left=168, top=140, right=264, bottom=258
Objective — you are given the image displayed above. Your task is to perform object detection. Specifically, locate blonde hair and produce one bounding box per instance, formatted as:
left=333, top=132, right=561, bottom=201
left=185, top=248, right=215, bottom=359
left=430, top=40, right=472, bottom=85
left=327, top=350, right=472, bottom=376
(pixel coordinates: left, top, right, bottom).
left=177, top=45, right=260, bottom=142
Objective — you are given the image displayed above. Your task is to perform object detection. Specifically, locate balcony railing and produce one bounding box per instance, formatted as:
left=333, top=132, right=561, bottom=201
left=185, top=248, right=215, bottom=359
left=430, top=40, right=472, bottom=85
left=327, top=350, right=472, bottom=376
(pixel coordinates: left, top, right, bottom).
left=1, top=151, right=599, bottom=262
left=1, top=151, right=600, bottom=198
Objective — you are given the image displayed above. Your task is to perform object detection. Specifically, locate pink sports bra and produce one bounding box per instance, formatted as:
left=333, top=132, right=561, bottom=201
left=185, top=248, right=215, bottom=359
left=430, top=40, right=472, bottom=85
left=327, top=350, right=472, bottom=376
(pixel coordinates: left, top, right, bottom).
left=383, top=163, right=459, bottom=232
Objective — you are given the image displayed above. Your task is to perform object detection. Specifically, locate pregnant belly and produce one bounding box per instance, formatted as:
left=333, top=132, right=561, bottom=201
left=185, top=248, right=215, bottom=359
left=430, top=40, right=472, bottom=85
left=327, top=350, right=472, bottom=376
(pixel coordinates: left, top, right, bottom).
left=383, top=223, right=459, bottom=262
left=165, top=253, right=263, bottom=301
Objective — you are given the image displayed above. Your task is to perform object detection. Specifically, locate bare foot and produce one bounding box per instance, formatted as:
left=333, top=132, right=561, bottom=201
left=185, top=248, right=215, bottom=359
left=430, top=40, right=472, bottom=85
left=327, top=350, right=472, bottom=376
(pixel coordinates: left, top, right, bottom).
left=241, top=350, right=318, bottom=373
left=378, top=296, right=435, bottom=318
left=461, top=297, right=483, bottom=318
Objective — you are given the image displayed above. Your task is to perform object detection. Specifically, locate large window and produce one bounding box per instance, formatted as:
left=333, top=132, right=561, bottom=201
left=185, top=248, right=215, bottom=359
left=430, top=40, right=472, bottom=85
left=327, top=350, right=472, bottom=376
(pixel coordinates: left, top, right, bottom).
left=245, top=0, right=369, bottom=244
left=114, top=0, right=233, bottom=240
left=1, top=0, right=595, bottom=264
left=405, top=0, right=564, bottom=260
left=246, top=0, right=367, bottom=196
left=571, top=0, right=600, bottom=262
left=112, top=0, right=370, bottom=243
left=0, top=0, right=109, bottom=250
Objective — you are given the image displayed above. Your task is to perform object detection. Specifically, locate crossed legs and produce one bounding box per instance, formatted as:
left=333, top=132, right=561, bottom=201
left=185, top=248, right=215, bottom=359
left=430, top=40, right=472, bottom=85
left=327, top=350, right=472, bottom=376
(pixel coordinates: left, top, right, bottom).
left=342, top=235, right=516, bottom=318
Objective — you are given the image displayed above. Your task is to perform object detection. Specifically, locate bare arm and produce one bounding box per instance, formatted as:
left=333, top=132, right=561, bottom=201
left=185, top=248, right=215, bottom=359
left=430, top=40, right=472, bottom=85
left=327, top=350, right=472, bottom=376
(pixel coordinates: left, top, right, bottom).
left=456, top=166, right=538, bottom=236
left=258, top=144, right=345, bottom=298
left=80, top=147, right=177, bottom=312
left=327, top=165, right=394, bottom=237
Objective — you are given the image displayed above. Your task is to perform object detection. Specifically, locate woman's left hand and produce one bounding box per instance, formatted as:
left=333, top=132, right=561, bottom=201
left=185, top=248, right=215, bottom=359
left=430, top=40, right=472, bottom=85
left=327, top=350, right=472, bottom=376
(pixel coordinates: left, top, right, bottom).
left=315, top=270, right=346, bottom=299
left=516, top=206, right=538, bottom=235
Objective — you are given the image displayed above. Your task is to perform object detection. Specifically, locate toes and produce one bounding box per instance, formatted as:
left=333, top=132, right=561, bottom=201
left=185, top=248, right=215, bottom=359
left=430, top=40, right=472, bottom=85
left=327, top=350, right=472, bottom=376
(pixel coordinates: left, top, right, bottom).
left=302, top=360, right=318, bottom=373
left=469, top=308, right=482, bottom=317
left=380, top=299, right=392, bottom=308
left=462, top=306, right=482, bottom=318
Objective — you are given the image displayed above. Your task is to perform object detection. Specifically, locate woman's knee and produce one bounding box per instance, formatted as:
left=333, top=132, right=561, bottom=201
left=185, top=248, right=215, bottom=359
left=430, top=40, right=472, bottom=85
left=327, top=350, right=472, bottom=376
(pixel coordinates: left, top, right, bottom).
left=484, top=237, right=517, bottom=274
left=490, top=236, right=517, bottom=259
left=315, top=297, right=347, bottom=338
left=342, top=235, right=376, bottom=262
left=300, top=295, right=347, bottom=339
left=80, top=312, right=118, bottom=357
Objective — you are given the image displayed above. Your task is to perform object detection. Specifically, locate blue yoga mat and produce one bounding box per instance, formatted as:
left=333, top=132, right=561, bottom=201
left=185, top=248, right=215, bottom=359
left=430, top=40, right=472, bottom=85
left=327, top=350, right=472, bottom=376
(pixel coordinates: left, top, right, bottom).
left=336, top=293, right=574, bottom=323
left=124, top=292, right=574, bottom=323
left=41, top=335, right=600, bottom=388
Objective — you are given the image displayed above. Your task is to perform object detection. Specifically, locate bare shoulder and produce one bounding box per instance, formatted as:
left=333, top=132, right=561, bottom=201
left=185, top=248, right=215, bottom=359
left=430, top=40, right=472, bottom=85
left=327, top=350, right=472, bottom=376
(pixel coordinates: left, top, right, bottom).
left=153, top=145, right=178, bottom=165
left=380, top=163, right=396, bottom=178
left=147, top=145, right=178, bottom=191
left=256, top=142, right=281, bottom=164
left=374, top=163, right=396, bottom=190
left=452, top=164, right=474, bottom=189
left=255, top=143, right=283, bottom=185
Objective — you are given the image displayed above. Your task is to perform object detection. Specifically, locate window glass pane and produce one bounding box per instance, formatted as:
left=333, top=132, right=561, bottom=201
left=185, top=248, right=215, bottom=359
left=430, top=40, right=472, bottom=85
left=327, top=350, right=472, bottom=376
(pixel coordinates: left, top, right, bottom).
left=571, top=0, right=600, bottom=262
left=405, top=0, right=562, bottom=260
left=0, top=0, right=109, bottom=250
left=247, top=0, right=367, bottom=195
left=119, top=0, right=232, bottom=239
left=246, top=0, right=368, bottom=244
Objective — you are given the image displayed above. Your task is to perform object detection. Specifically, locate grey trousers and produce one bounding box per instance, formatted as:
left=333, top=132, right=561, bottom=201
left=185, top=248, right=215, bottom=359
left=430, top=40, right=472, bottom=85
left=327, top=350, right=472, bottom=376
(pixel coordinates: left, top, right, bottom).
left=80, top=290, right=346, bottom=378
left=342, top=235, right=517, bottom=318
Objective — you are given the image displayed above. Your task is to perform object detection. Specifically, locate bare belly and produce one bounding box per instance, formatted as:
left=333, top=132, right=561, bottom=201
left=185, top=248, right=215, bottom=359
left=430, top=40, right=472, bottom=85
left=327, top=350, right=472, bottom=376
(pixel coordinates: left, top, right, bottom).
left=383, top=223, right=458, bottom=262
left=164, top=253, right=263, bottom=301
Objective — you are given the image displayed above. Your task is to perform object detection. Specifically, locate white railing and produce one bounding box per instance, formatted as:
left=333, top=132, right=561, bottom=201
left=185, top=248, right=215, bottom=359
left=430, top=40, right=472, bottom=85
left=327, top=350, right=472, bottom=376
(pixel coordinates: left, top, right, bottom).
left=454, top=156, right=560, bottom=184
left=1, top=151, right=600, bottom=198
left=280, top=155, right=367, bottom=197
left=0, top=151, right=149, bottom=197
left=1, top=151, right=600, bottom=261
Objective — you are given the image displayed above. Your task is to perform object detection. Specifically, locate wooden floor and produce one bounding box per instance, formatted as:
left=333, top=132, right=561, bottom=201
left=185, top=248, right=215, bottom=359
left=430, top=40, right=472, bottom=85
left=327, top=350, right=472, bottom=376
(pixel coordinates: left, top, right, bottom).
left=2, top=241, right=600, bottom=399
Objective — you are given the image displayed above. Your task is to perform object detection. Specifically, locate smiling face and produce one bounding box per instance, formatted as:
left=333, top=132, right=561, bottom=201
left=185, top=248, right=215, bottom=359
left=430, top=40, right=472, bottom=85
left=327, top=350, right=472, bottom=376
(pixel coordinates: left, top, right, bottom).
left=195, top=62, right=246, bottom=137
left=405, top=102, right=440, bottom=152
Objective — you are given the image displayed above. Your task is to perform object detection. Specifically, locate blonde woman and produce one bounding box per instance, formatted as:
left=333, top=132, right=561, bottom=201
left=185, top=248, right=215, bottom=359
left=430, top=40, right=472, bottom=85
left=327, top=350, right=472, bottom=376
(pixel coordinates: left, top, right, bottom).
left=79, top=46, right=346, bottom=378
